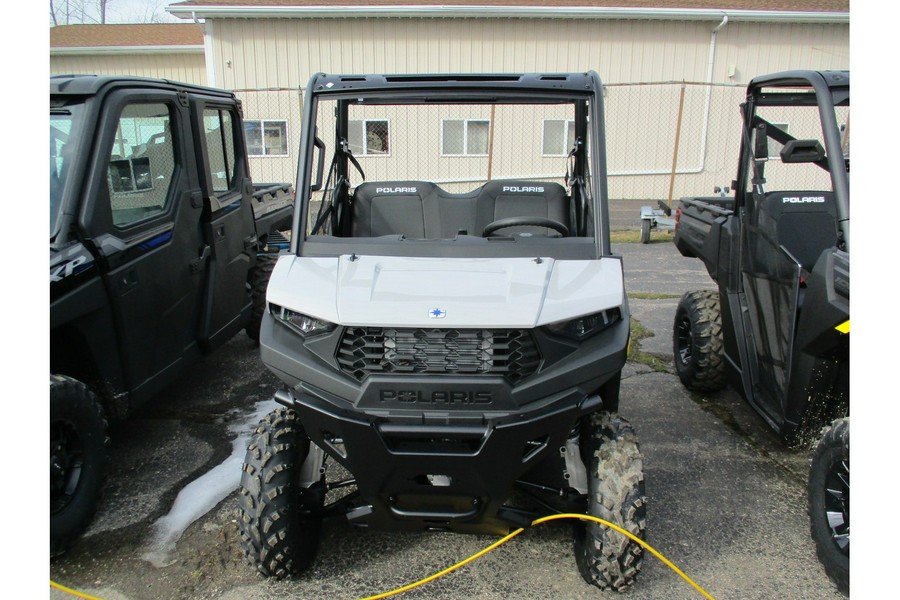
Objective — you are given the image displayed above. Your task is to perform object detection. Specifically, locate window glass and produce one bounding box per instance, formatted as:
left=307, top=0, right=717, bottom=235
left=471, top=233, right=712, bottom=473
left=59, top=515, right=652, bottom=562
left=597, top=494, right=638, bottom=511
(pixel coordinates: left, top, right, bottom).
left=745, top=95, right=841, bottom=192
left=107, top=103, right=175, bottom=227
left=205, top=109, right=237, bottom=193
left=243, top=119, right=288, bottom=156
left=51, top=106, right=83, bottom=236
left=244, top=120, right=263, bottom=156
left=442, top=119, right=490, bottom=155
left=467, top=120, right=489, bottom=155
left=349, top=119, right=389, bottom=155
left=442, top=120, right=465, bottom=155
left=348, top=120, right=364, bottom=155
left=542, top=119, right=576, bottom=155
left=264, top=121, right=288, bottom=155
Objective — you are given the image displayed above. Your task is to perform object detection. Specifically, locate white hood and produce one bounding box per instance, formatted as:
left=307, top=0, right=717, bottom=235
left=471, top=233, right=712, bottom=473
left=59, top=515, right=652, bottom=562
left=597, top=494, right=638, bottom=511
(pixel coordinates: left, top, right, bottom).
left=267, top=254, right=624, bottom=329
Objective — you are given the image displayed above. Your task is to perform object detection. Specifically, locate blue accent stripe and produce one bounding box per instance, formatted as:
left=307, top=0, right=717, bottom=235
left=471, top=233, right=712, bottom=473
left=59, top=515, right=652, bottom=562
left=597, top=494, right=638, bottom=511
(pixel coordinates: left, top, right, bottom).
left=138, top=230, right=173, bottom=251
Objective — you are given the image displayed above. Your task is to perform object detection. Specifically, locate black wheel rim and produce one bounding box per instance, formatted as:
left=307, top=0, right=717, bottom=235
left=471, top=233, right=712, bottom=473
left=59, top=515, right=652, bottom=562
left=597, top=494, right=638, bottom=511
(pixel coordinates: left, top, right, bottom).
left=50, top=420, right=85, bottom=514
left=675, top=314, right=693, bottom=366
left=823, top=456, right=850, bottom=556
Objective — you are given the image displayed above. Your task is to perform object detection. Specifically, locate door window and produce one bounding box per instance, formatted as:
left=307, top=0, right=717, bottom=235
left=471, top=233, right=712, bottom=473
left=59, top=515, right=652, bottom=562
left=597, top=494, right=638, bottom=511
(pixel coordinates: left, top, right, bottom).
left=107, top=103, right=175, bottom=227
left=203, top=109, right=238, bottom=194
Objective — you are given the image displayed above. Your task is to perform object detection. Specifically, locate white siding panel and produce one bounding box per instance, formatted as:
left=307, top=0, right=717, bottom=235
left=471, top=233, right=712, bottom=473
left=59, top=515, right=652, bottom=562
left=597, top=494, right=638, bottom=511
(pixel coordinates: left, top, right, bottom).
left=206, top=16, right=847, bottom=200
left=717, top=22, right=849, bottom=83
left=214, top=18, right=731, bottom=89
left=50, top=53, right=207, bottom=85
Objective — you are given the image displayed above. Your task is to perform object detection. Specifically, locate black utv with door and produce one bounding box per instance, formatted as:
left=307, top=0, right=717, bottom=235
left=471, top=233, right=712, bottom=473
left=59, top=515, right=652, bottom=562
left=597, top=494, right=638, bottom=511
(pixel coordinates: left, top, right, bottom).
left=50, top=75, right=292, bottom=555
left=672, top=70, right=849, bottom=595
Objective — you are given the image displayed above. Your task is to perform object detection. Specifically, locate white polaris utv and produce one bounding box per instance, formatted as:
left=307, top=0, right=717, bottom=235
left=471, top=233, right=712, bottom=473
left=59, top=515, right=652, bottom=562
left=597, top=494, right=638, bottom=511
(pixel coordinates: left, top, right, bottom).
left=238, top=72, right=646, bottom=592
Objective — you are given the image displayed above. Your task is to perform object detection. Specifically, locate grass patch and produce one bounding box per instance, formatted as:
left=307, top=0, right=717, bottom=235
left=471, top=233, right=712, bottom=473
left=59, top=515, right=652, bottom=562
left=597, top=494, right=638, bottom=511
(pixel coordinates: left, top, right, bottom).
left=628, top=318, right=670, bottom=374
left=628, top=292, right=682, bottom=300
left=610, top=229, right=675, bottom=244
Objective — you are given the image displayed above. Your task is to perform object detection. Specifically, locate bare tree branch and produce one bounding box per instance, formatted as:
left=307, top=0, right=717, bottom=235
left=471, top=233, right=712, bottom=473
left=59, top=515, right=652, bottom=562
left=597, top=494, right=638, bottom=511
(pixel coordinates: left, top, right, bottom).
left=50, top=0, right=175, bottom=25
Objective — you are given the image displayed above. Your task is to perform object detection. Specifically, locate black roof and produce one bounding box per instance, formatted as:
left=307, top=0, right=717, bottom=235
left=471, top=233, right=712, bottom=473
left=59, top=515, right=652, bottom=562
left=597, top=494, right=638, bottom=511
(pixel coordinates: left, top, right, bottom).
left=308, top=71, right=603, bottom=99
left=50, top=74, right=236, bottom=99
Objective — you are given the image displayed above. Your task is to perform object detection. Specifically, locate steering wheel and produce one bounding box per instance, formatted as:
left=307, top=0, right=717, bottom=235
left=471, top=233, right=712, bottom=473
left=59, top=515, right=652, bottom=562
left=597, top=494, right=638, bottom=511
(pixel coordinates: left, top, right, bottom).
left=482, top=216, right=569, bottom=237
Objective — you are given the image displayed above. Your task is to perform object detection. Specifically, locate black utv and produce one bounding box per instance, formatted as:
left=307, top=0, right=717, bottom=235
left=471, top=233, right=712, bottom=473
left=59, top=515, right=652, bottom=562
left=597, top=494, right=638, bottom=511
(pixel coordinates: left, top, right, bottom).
left=672, top=70, right=849, bottom=595
left=50, top=75, right=292, bottom=555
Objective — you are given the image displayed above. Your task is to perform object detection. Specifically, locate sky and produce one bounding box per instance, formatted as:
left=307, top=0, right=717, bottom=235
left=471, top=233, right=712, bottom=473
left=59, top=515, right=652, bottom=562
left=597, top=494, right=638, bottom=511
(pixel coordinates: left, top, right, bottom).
left=50, top=0, right=182, bottom=25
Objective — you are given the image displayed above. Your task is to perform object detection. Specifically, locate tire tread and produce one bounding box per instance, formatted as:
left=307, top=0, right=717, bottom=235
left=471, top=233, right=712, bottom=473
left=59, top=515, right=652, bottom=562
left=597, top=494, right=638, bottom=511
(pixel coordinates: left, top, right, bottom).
left=575, top=412, right=647, bottom=592
left=673, top=289, right=728, bottom=392
left=237, top=407, right=320, bottom=579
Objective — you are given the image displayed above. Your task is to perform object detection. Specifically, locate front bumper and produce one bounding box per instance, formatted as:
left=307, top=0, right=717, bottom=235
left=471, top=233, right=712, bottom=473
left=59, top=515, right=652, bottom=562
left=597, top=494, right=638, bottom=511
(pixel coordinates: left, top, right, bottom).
left=274, top=384, right=603, bottom=534
left=259, top=310, right=629, bottom=533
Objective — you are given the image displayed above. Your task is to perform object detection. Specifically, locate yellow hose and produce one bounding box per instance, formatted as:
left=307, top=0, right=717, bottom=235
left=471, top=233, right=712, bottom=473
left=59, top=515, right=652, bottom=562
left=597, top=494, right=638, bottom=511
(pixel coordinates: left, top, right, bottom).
left=49, top=580, right=105, bottom=600
left=52, top=513, right=715, bottom=600
left=361, top=513, right=715, bottom=600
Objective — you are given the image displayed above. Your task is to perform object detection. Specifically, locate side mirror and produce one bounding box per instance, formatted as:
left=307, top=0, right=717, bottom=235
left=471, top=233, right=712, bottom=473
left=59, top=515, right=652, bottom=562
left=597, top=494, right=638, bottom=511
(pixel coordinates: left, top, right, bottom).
left=780, top=139, right=826, bottom=164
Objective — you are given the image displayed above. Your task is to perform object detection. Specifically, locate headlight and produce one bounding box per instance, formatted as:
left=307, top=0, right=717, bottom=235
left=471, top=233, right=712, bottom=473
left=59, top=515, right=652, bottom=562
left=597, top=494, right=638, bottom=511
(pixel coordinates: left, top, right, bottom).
left=545, top=307, right=622, bottom=340
left=271, top=304, right=336, bottom=337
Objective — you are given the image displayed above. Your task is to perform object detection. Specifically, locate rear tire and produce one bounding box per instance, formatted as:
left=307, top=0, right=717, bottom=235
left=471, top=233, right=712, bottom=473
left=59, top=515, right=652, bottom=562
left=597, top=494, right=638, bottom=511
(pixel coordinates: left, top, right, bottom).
left=673, top=290, right=727, bottom=392
left=50, top=374, right=109, bottom=557
left=640, top=219, right=651, bottom=244
left=808, top=418, right=849, bottom=596
left=237, top=407, right=321, bottom=578
left=574, top=412, right=647, bottom=591
left=246, top=254, right=279, bottom=342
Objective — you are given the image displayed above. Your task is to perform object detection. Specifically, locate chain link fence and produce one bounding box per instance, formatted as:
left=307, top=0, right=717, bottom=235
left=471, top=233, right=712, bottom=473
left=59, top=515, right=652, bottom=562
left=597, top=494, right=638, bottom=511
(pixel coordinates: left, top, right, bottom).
left=605, top=81, right=746, bottom=204
left=234, top=81, right=845, bottom=211
left=233, top=88, right=303, bottom=186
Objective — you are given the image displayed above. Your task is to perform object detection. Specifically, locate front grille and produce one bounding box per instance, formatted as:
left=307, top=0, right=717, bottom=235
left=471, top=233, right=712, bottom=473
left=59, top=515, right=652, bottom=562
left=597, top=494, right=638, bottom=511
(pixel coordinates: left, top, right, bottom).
left=337, top=327, right=541, bottom=383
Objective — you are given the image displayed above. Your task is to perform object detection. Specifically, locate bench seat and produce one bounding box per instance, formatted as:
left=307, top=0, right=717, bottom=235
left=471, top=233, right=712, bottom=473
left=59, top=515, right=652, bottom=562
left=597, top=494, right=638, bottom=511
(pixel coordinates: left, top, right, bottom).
left=351, top=180, right=570, bottom=239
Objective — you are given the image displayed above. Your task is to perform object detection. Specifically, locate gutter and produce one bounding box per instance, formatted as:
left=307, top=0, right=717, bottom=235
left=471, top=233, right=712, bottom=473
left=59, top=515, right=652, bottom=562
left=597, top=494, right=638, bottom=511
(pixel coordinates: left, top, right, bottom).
left=167, top=5, right=849, bottom=24
left=51, top=45, right=205, bottom=56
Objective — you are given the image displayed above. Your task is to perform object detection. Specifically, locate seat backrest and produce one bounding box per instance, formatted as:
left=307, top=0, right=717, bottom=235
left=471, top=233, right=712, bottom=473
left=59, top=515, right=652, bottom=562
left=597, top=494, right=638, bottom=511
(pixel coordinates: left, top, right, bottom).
left=474, top=180, right=569, bottom=236
left=351, top=181, right=436, bottom=238
left=759, top=191, right=838, bottom=271
left=429, top=187, right=482, bottom=238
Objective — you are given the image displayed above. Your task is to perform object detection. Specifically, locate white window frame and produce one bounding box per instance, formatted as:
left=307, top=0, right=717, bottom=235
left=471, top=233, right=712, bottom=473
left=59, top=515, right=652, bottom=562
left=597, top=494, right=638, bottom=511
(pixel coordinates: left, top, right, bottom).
left=541, top=119, right=576, bottom=156
left=244, top=119, right=289, bottom=158
left=348, top=119, right=391, bottom=156
left=441, top=119, right=491, bottom=156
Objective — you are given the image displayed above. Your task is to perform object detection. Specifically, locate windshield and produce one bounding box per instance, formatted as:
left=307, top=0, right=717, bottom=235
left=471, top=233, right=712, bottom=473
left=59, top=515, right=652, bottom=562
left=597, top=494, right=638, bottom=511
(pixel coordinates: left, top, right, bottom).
left=300, top=95, right=599, bottom=260
left=744, top=90, right=849, bottom=194
left=50, top=105, right=83, bottom=238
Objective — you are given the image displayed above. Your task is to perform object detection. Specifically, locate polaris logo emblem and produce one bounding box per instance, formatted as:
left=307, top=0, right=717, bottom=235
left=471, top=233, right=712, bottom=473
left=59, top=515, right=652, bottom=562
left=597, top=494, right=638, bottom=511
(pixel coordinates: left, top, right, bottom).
left=429, top=308, right=446, bottom=319
left=503, top=186, right=544, bottom=193
left=782, top=196, right=826, bottom=204
left=379, top=390, right=493, bottom=404
left=376, top=187, right=417, bottom=194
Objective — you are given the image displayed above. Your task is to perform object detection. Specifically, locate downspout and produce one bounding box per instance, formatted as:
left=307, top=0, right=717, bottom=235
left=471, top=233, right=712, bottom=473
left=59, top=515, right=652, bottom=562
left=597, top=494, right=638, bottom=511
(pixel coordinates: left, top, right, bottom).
left=696, top=14, right=729, bottom=172
left=608, top=14, right=731, bottom=178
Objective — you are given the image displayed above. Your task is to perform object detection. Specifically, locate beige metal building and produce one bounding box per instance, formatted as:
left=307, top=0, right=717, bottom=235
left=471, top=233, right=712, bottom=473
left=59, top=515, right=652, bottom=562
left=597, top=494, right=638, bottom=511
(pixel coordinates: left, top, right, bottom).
left=50, top=1, right=850, bottom=199
left=50, top=24, right=207, bottom=85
